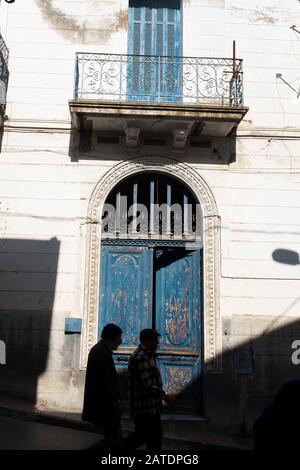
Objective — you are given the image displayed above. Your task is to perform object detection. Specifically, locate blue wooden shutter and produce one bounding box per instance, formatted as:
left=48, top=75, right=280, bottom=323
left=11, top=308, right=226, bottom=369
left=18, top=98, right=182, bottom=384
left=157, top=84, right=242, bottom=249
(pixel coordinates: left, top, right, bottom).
left=129, top=1, right=181, bottom=56
left=128, top=1, right=181, bottom=102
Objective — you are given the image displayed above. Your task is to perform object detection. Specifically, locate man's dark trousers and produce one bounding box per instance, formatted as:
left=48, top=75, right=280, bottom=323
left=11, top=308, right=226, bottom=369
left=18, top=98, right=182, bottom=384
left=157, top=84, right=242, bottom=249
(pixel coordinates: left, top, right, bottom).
left=124, top=414, right=163, bottom=451
left=88, top=415, right=122, bottom=451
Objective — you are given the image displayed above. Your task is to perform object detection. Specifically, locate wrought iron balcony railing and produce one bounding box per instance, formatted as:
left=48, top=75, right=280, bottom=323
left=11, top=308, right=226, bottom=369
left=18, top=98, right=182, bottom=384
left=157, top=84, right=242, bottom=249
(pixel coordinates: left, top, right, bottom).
left=0, top=33, right=9, bottom=109
left=74, top=53, right=243, bottom=107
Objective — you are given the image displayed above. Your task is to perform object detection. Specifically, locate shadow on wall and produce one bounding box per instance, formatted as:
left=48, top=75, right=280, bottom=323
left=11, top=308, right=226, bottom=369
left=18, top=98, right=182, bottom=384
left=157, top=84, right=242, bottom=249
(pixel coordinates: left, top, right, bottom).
left=272, top=249, right=300, bottom=266
left=172, top=248, right=300, bottom=436
left=181, top=314, right=300, bottom=437
left=0, top=128, right=4, bottom=153
left=68, top=126, right=238, bottom=165
left=112, top=248, right=300, bottom=438
left=1, top=240, right=299, bottom=439
left=112, top=312, right=300, bottom=438
left=0, top=237, right=60, bottom=404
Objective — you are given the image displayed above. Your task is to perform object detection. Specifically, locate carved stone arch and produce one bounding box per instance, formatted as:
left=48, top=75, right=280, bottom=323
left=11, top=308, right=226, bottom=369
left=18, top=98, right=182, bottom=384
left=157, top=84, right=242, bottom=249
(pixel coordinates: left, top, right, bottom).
left=80, top=155, right=221, bottom=372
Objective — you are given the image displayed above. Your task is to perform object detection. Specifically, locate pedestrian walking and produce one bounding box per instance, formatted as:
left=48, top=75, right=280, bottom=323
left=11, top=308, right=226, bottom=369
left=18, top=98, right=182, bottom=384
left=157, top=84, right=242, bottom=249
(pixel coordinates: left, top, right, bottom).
left=82, top=323, right=123, bottom=451
left=123, top=328, right=175, bottom=451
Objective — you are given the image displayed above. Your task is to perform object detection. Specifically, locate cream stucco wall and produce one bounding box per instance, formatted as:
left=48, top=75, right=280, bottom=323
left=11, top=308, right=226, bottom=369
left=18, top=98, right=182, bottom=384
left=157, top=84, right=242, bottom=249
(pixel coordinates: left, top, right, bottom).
left=0, top=0, right=300, bottom=432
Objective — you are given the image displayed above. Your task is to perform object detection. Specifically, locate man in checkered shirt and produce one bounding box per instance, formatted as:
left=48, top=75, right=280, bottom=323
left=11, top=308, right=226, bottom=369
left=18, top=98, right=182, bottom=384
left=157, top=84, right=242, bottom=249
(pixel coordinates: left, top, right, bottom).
left=124, top=329, right=175, bottom=451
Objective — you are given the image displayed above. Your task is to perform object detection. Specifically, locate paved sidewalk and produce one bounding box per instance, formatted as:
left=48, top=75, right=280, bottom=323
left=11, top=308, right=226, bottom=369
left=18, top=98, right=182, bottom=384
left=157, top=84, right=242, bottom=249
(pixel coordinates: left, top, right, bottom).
left=0, top=395, right=253, bottom=450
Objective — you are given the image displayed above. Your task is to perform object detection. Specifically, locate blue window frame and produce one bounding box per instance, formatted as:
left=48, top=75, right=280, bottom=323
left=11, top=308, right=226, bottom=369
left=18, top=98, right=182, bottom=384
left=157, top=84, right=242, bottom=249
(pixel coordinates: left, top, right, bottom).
left=127, top=0, right=182, bottom=102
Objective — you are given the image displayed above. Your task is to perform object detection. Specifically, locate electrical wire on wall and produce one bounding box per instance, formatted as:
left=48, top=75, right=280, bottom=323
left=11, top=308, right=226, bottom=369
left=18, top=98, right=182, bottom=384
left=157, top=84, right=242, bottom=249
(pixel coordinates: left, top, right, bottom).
left=289, top=25, right=300, bottom=87
left=274, top=23, right=300, bottom=183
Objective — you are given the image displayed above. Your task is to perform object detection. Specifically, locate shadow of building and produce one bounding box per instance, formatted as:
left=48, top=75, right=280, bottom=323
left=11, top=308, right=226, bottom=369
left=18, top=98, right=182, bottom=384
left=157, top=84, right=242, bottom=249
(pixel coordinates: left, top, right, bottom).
left=0, top=237, right=59, bottom=405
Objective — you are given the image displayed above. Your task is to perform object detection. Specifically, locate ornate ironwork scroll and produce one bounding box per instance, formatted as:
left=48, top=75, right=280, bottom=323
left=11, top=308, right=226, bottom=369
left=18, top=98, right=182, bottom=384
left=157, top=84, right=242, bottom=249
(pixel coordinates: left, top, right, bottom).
left=74, top=53, right=243, bottom=106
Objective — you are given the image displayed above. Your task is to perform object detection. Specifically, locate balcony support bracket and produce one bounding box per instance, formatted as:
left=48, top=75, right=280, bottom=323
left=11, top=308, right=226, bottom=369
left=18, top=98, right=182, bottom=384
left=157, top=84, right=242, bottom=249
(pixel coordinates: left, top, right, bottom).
left=172, top=123, right=194, bottom=154
left=125, top=121, right=140, bottom=151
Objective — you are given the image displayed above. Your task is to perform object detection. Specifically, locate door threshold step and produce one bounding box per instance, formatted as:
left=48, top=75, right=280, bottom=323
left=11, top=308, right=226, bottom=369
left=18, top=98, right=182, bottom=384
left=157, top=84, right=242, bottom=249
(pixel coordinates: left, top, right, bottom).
left=161, top=414, right=206, bottom=421
left=122, top=413, right=206, bottom=422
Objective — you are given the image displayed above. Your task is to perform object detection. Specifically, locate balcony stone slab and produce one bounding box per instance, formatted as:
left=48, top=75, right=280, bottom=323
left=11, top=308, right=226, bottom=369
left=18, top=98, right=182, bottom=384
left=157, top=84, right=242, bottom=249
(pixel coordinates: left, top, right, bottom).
left=69, top=99, right=248, bottom=152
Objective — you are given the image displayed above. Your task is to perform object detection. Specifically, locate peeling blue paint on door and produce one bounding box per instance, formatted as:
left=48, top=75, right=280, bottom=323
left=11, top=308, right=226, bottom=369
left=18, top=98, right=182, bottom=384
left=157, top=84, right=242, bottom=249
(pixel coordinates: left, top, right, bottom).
left=99, top=244, right=202, bottom=408
left=99, top=245, right=153, bottom=346
left=155, top=248, right=201, bottom=404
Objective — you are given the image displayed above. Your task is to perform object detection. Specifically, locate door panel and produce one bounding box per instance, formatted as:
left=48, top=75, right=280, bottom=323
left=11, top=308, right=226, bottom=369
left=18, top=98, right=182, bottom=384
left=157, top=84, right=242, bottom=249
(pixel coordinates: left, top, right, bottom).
left=99, top=245, right=153, bottom=348
left=155, top=248, right=201, bottom=406
left=158, top=355, right=201, bottom=400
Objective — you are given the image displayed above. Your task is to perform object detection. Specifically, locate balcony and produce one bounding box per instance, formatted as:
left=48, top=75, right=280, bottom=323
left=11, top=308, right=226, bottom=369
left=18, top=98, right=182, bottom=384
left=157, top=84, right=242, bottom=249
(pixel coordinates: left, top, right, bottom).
left=69, top=53, right=248, bottom=152
left=0, top=34, right=9, bottom=127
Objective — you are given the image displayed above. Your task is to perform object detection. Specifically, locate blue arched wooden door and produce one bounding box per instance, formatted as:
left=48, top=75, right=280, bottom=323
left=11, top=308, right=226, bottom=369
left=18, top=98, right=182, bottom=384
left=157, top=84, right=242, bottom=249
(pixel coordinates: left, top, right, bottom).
left=99, top=173, right=202, bottom=410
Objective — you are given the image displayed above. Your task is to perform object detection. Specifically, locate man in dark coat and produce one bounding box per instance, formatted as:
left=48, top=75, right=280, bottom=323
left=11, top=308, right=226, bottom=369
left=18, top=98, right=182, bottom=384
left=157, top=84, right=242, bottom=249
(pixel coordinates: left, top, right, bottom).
left=82, top=323, right=123, bottom=451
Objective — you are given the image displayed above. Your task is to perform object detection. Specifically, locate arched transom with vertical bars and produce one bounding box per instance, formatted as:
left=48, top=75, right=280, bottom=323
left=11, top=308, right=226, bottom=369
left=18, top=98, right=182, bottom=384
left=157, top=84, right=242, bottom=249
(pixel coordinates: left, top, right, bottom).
left=101, top=172, right=203, bottom=241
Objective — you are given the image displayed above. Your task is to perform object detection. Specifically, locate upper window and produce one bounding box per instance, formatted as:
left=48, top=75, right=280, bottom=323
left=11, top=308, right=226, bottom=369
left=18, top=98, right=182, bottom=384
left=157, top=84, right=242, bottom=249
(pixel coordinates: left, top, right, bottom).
left=127, top=1, right=182, bottom=102
left=128, top=0, right=182, bottom=57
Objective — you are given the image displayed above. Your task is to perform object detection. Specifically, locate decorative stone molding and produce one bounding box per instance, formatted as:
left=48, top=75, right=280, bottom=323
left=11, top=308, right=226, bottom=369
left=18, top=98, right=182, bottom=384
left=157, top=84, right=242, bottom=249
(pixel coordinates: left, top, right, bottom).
left=125, top=121, right=140, bottom=150
left=80, top=155, right=221, bottom=372
left=172, top=123, right=194, bottom=154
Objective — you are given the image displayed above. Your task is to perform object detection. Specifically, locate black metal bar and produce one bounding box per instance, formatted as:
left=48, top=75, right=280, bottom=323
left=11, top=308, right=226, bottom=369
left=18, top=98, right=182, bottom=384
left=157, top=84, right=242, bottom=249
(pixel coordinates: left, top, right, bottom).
left=233, top=40, right=236, bottom=78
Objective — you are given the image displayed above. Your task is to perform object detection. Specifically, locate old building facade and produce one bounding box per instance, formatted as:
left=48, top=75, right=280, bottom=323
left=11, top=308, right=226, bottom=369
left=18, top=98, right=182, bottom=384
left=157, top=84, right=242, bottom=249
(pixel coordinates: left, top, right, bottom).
left=0, top=0, right=300, bottom=435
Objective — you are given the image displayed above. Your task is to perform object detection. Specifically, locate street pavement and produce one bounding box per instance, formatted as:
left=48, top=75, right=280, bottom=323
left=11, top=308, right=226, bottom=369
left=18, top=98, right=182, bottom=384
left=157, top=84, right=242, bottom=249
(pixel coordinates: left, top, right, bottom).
left=0, top=395, right=252, bottom=450
left=0, top=415, right=200, bottom=450
left=0, top=415, right=101, bottom=450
